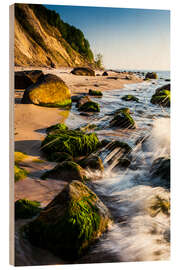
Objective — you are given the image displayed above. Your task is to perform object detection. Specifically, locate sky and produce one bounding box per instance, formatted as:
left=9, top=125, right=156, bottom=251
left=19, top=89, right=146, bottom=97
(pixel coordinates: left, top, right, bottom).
left=45, top=5, right=170, bottom=71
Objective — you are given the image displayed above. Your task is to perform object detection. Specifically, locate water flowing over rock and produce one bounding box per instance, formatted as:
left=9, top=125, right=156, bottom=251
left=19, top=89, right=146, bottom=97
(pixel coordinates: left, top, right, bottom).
left=23, top=180, right=112, bottom=260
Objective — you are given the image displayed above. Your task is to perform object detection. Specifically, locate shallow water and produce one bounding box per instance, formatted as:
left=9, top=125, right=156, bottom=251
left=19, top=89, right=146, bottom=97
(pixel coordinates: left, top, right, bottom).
left=16, top=71, right=170, bottom=265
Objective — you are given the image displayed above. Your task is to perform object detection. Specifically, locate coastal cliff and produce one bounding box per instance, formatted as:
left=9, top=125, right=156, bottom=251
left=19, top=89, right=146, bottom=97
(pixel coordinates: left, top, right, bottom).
left=14, top=4, right=94, bottom=68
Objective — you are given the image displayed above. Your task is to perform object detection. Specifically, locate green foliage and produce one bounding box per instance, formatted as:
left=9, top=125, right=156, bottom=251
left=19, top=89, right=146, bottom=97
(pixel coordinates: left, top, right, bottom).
left=89, top=89, right=103, bottom=97
left=95, top=53, right=104, bottom=69
left=14, top=165, right=28, bottom=182
left=78, top=101, right=100, bottom=112
left=41, top=129, right=100, bottom=157
left=121, top=95, right=139, bottom=102
left=15, top=199, right=41, bottom=220
left=29, top=4, right=94, bottom=62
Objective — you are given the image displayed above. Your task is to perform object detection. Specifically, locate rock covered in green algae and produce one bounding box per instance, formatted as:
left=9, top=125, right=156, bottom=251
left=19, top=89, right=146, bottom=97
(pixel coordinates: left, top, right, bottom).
left=88, top=89, right=103, bottom=97
left=23, top=180, right=112, bottom=260
left=14, top=164, right=28, bottom=182
left=21, top=74, right=72, bottom=108
left=46, top=123, right=68, bottom=135
left=145, top=72, right=158, bottom=80
left=150, top=157, right=170, bottom=188
left=100, top=140, right=132, bottom=154
left=48, top=152, right=73, bottom=162
left=41, top=128, right=100, bottom=157
left=155, top=84, right=170, bottom=94
left=121, top=95, right=139, bottom=102
left=78, top=101, right=100, bottom=112
left=110, top=110, right=136, bottom=129
left=76, top=96, right=91, bottom=108
left=15, top=199, right=41, bottom=220
left=151, top=89, right=170, bottom=107
left=78, top=154, right=104, bottom=172
left=15, top=70, right=44, bottom=89
left=71, top=67, right=95, bottom=76
left=41, top=161, right=86, bottom=182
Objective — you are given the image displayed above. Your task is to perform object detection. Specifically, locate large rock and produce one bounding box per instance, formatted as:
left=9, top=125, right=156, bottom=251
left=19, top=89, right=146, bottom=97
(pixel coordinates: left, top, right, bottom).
left=21, top=74, right=72, bottom=108
left=88, top=89, right=103, bottom=97
left=41, top=128, right=99, bottom=157
left=15, top=199, right=41, bottom=220
left=145, top=72, right=158, bottom=80
left=151, top=89, right=170, bottom=107
left=76, top=96, right=91, bottom=108
left=102, top=71, right=108, bottom=76
left=78, top=154, right=104, bottom=172
left=23, top=180, right=112, bottom=260
left=78, top=101, right=100, bottom=112
left=41, top=161, right=86, bottom=182
left=155, top=84, right=171, bottom=95
left=71, top=67, right=95, bottom=76
left=150, top=157, right=170, bottom=188
left=15, top=70, right=44, bottom=89
left=110, top=110, right=136, bottom=129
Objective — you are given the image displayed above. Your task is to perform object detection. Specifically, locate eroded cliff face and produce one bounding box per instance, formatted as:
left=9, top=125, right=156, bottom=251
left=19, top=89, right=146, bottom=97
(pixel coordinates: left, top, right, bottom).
left=14, top=4, right=94, bottom=67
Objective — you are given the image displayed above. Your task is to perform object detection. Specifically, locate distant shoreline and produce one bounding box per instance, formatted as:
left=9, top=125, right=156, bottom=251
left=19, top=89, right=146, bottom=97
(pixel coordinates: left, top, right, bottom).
left=14, top=66, right=143, bottom=96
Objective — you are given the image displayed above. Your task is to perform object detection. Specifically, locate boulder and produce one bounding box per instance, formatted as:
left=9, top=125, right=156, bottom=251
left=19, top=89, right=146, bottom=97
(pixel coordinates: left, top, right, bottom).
left=79, top=154, right=104, bottom=172
left=71, top=67, right=95, bottom=76
left=15, top=199, right=41, bottom=220
left=21, top=74, right=71, bottom=108
left=41, top=161, right=86, bottom=182
left=78, top=101, right=100, bottom=112
left=151, top=89, right=170, bottom=107
left=102, top=71, right=108, bottom=76
left=41, top=129, right=100, bottom=157
left=15, top=70, right=44, bottom=89
left=88, top=89, right=103, bottom=97
left=23, top=180, right=112, bottom=260
left=76, top=96, right=91, bottom=108
left=150, top=157, right=170, bottom=188
left=155, top=84, right=170, bottom=95
left=145, top=72, right=158, bottom=80
left=121, top=95, right=139, bottom=102
left=110, top=110, right=136, bottom=129
left=48, top=152, right=73, bottom=162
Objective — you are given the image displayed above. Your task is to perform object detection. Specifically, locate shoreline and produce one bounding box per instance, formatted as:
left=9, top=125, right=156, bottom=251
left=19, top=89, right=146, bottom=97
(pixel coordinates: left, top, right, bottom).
left=14, top=66, right=144, bottom=95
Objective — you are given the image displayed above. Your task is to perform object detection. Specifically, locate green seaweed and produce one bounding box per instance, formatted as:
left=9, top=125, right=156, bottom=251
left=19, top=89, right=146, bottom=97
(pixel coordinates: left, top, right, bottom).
left=121, top=95, right=139, bottom=102
left=78, top=101, right=100, bottom=112
left=14, top=165, right=28, bottom=182
left=151, top=90, right=170, bottom=107
left=88, top=89, right=103, bottom=97
left=46, top=123, right=68, bottom=134
left=23, top=181, right=110, bottom=260
left=41, top=129, right=100, bottom=157
left=110, top=111, right=136, bottom=129
left=15, top=199, right=41, bottom=220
